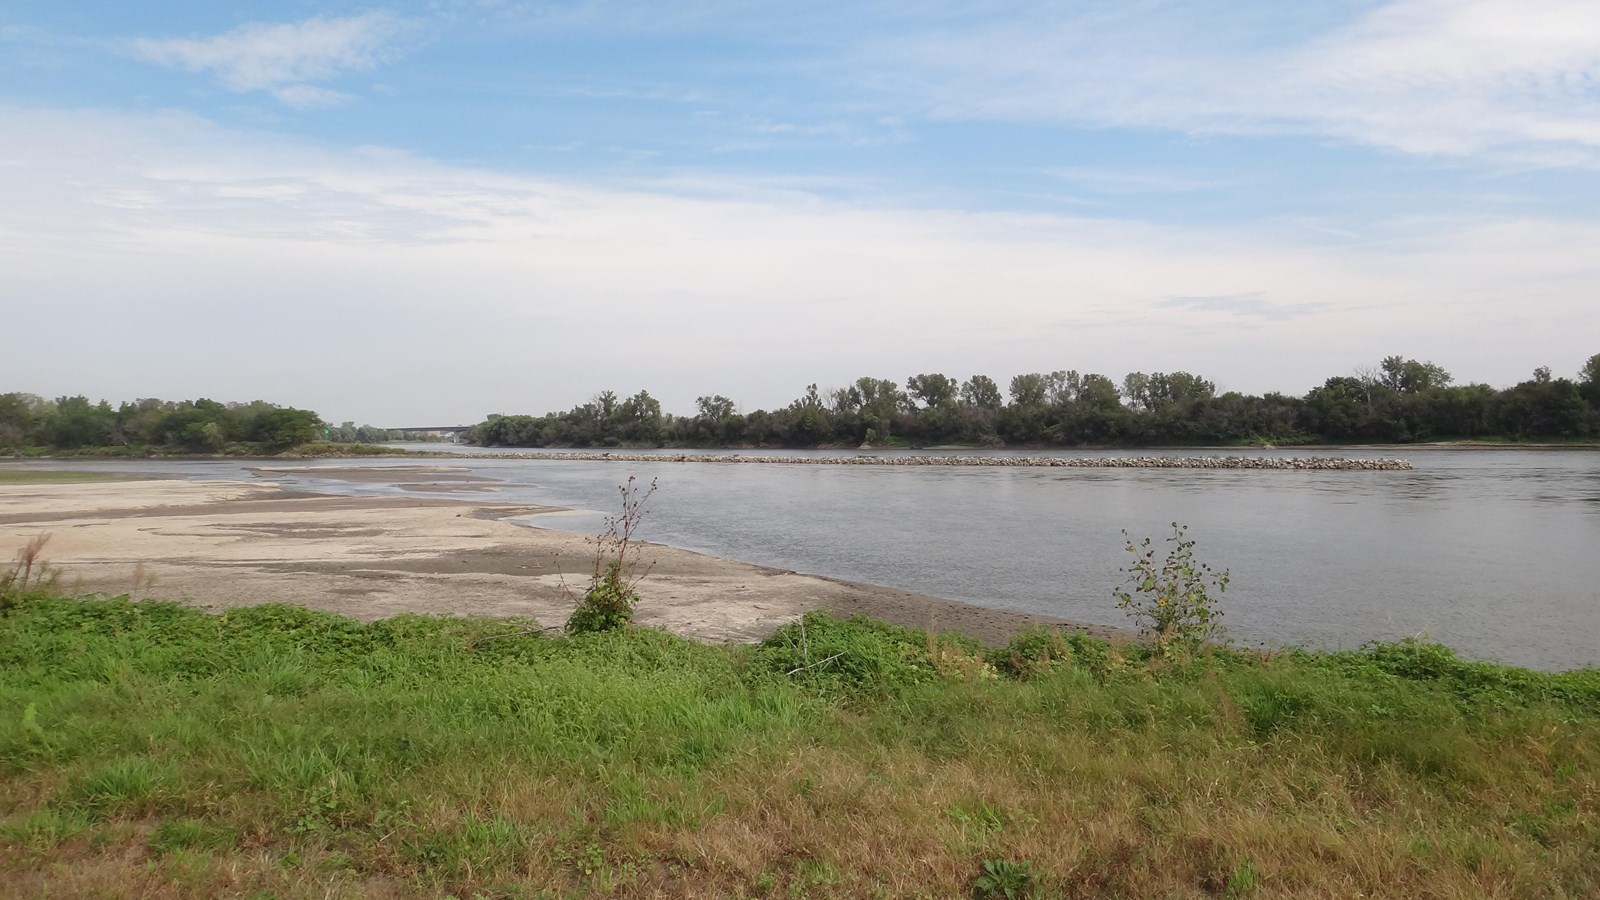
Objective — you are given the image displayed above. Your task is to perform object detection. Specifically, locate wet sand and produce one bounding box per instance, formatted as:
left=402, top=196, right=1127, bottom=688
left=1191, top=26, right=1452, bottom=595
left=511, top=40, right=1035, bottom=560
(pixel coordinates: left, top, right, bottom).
left=0, top=472, right=1120, bottom=645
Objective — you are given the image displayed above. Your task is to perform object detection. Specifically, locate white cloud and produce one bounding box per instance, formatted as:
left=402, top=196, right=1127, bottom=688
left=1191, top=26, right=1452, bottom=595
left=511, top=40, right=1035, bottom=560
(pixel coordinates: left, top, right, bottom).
left=0, top=107, right=1596, bottom=423
left=271, top=84, right=354, bottom=109
left=132, top=12, right=410, bottom=106
left=872, top=0, right=1600, bottom=165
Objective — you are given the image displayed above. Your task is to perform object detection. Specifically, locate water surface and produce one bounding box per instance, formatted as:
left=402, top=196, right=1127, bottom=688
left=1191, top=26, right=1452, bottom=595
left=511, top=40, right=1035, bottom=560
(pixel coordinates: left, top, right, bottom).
left=15, top=447, right=1598, bottom=670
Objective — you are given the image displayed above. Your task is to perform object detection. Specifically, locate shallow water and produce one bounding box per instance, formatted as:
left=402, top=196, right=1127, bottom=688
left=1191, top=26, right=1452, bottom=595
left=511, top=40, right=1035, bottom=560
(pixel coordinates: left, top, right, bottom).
left=14, top=447, right=1600, bottom=670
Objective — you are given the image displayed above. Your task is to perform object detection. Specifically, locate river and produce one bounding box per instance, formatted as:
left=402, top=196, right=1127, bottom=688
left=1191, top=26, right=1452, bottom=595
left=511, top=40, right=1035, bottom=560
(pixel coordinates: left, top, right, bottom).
left=17, top=447, right=1600, bottom=670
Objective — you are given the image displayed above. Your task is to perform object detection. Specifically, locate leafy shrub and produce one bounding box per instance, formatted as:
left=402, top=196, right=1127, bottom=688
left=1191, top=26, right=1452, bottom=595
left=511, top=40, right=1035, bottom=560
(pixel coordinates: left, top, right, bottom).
left=989, top=626, right=1072, bottom=680
left=751, top=612, right=935, bottom=694
left=1113, top=522, right=1229, bottom=651
left=566, top=476, right=656, bottom=635
left=565, top=561, right=638, bottom=635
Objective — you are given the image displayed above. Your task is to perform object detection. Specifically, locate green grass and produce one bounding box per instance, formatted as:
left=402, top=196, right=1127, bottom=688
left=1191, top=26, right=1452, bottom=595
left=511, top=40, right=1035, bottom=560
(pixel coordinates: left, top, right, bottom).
left=0, top=469, right=129, bottom=484
left=1, top=597, right=1597, bottom=898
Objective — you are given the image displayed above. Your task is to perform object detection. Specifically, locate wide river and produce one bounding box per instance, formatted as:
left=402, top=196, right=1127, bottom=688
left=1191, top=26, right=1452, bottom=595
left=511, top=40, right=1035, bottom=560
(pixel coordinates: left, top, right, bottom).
left=20, top=447, right=1600, bottom=670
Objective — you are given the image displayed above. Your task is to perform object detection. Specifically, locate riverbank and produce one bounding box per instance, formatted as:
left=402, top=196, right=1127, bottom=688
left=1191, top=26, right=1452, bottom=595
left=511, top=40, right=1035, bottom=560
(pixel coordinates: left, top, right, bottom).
left=0, top=473, right=1113, bottom=646
left=2, top=596, right=1596, bottom=898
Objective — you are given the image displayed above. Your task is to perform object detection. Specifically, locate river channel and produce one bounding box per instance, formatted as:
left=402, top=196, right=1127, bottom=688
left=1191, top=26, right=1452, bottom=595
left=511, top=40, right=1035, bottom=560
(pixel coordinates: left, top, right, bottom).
left=19, top=447, right=1600, bottom=670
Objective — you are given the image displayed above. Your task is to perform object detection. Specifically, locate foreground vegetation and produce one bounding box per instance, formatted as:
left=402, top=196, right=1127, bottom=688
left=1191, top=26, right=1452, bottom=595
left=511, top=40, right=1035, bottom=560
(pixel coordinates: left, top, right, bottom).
left=3, top=595, right=1597, bottom=898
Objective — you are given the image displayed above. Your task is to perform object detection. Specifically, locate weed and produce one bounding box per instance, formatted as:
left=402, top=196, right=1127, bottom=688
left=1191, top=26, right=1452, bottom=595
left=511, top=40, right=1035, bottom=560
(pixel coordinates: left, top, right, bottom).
left=566, top=476, right=657, bottom=634
left=1225, top=859, right=1261, bottom=897
left=975, top=858, right=1033, bottom=898
left=1113, top=522, right=1230, bottom=652
left=1, top=532, right=60, bottom=615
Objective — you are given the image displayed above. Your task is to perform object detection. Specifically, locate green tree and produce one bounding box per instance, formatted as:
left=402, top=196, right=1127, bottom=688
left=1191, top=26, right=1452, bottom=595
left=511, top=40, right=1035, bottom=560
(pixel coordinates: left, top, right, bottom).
left=253, top=407, right=322, bottom=450
left=1579, top=354, right=1600, bottom=408
left=47, top=396, right=115, bottom=449
left=612, top=390, right=663, bottom=445
left=1008, top=373, right=1047, bottom=408
left=0, top=393, right=44, bottom=448
left=959, top=375, right=1003, bottom=410
left=854, top=377, right=904, bottom=443
left=906, top=373, right=957, bottom=410
left=1492, top=368, right=1586, bottom=438
left=1379, top=356, right=1453, bottom=394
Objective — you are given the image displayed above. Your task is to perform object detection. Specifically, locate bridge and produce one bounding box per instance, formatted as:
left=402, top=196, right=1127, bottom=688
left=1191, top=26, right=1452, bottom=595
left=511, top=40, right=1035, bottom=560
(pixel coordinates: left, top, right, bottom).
left=384, top=425, right=473, bottom=434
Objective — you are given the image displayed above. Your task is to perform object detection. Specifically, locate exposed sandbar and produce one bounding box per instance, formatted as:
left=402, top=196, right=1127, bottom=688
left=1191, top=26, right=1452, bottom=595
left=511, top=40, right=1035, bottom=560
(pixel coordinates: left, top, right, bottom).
left=0, top=475, right=1117, bottom=645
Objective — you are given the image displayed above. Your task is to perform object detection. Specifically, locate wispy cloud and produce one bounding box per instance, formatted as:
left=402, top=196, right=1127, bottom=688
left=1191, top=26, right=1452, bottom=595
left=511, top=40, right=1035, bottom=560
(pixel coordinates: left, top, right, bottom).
left=1160, top=293, right=1326, bottom=321
left=870, top=0, right=1600, bottom=166
left=132, top=12, right=413, bottom=107
left=1048, top=167, right=1227, bottom=195
left=3, top=106, right=1597, bottom=420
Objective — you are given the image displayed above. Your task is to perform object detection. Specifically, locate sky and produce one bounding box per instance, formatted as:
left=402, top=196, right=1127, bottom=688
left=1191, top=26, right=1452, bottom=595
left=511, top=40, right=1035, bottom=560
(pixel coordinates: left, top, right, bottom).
left=2, top=0, right=1598, bottom=425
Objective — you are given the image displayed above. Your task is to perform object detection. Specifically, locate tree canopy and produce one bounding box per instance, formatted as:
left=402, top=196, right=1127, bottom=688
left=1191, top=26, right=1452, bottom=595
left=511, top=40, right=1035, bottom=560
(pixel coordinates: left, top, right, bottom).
left=467, top=354, right=1600, bottom=449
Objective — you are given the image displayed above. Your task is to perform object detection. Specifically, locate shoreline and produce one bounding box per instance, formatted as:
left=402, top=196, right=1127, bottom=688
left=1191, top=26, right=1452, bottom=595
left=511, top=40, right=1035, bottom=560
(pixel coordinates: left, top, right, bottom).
left=8, top=440, right=1598, bottom=465
left=0, top=472, right=1121, bottom=646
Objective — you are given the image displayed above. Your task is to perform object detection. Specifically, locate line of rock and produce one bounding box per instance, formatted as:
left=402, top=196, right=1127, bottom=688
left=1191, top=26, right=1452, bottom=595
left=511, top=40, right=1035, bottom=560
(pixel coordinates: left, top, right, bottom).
left=487, top=452, right=1413, bottom=470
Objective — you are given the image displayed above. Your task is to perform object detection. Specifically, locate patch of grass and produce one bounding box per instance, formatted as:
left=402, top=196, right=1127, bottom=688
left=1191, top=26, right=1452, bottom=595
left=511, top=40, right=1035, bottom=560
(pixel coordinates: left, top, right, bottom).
left=147, top=818, right=236, bottom=854
left=0, top=597, right=1597, bottom=897
left=63, top=756, right=175, bottom=815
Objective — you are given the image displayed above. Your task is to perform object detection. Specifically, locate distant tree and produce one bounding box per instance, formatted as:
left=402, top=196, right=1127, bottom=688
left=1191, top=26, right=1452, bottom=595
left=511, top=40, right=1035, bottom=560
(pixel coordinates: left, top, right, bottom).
left=1581, top=353, right=1600, bottom=407
left=612, top=390, right=663, bottom=445
left=47, top=396, right=115, bottom=449
left=1379, top=356, right=1453, bottom=394
left=1008, top=373, right=1047, bottom=408
left=1494, top=369, right=1587, bottom=438
left=854, top=377, right=904, bottom=443
left=0, top=393, right=43, bottom=448
left=1123, top=372, right=1153, bottom=410
left=1153, top=372, right=1216, bottom=407
left=252, top=407, right=322, bottom=450
left=695, top=395, right=736, bottom=423
left=1581, top=354, right=1600, bottom=387
left=959, top=375, right=1003, bottom=410
left=906, top=373, right=957, bottom=411
left=692, top=394, right=738, bottom=445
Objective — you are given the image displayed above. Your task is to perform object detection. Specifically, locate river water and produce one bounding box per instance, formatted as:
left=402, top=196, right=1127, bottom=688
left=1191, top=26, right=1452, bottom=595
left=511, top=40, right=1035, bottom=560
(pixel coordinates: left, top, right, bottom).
left=16, top=447, right=1600, bottom=670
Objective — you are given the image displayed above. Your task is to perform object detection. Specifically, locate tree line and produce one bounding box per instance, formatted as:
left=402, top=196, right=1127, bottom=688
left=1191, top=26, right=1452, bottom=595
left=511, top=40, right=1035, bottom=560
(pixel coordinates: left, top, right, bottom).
left=0, top=394, right=411, bottom=452
left=470, top=354, right=1600, bottom=449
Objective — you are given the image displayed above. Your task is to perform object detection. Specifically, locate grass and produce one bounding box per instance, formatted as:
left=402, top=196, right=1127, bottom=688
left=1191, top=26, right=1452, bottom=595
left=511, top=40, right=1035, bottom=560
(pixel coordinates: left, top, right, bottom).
left=0, top=470, right=130, bottom=484
left=1, top=597, right=1597, bottom=898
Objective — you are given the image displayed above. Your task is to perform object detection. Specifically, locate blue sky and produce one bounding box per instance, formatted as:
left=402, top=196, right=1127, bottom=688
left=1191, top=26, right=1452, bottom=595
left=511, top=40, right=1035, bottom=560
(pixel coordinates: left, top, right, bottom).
left=3, top=1, right=1598, bottom=422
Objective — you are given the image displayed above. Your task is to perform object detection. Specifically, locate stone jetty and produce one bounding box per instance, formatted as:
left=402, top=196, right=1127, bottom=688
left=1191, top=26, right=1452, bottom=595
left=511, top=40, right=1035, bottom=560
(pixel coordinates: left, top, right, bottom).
left=487, top=452, right=1413, bottom=470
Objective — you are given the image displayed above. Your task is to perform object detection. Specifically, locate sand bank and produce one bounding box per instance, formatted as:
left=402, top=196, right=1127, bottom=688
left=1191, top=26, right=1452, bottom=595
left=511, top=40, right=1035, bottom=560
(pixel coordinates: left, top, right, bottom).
left=0, top=474, right=1115, bottom=645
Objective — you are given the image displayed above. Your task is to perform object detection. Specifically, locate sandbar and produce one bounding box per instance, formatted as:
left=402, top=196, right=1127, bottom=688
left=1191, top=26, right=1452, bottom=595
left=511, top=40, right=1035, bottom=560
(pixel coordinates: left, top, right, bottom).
left=0, top=472, right=1118, bottom=645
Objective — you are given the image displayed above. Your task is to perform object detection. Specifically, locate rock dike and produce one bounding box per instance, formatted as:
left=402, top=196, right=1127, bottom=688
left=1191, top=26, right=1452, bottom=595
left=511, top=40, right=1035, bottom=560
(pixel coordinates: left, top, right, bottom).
left=489, top=452, right=1413, bottom=470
